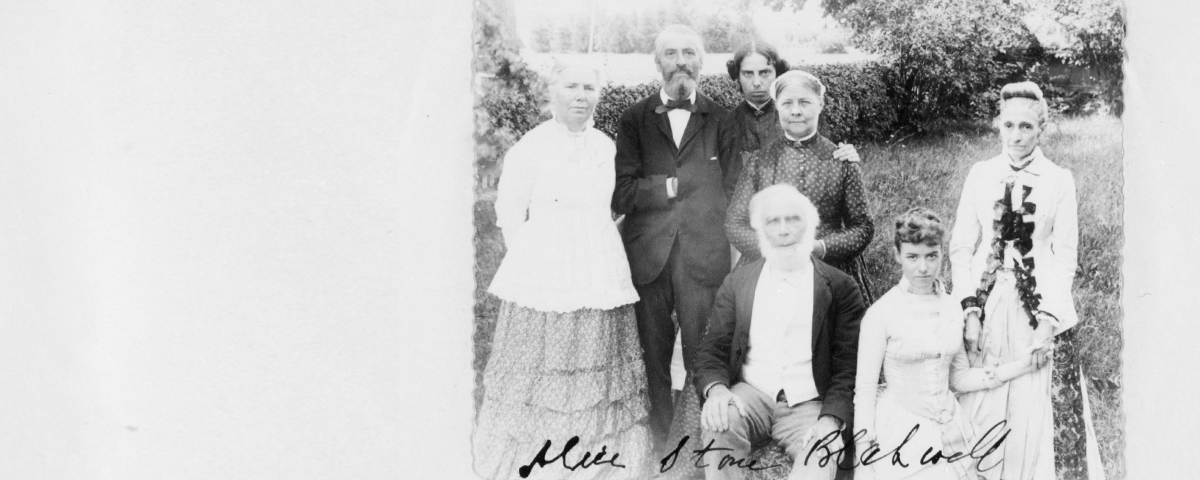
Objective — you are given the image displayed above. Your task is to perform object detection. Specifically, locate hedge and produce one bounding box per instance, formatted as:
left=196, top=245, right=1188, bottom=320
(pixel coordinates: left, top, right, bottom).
left=476, top=61, right=901, bottom=185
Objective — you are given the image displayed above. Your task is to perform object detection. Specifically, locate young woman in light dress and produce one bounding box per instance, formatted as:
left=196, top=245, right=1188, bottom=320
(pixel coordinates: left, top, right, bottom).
left=473, top=62, right=652, bottom=480
left=854, top=208, right=1040, bottom=480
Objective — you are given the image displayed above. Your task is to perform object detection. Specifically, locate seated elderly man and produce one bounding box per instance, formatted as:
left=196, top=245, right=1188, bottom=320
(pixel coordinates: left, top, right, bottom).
left=694, top=184, right=865, bottom=480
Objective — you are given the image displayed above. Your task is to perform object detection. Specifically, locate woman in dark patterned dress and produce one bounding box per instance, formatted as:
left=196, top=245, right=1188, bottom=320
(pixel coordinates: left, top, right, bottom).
left=725, top=69, right=875, bottom=303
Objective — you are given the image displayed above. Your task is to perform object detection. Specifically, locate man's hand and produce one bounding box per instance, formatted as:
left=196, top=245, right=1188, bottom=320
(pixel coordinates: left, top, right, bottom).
left=700, top=384, right=747, bottom=432
left=801, top=415, right=844, bottom=452
left=964, top=311, right=982, bottom=353
left=832, top=143, right=861, bottom=163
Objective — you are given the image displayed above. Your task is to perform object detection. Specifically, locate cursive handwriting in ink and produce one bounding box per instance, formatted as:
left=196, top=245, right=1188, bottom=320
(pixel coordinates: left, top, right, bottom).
left=970, top=420, right=1010, bottom=472
left=847, top=421, right=1010, bottom=471
left=858, top=425, right=919, bottom=468
left=804, top=428, right=853, bottom=469
left=518, top=436, right=625, bottom=478
left=658, top=436, right=782, bottom=473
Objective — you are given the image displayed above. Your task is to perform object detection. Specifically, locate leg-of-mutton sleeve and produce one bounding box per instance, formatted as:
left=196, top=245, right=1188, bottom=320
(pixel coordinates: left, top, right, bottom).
left=493, top=140, right=536, bottom=238
left=724, top=154, right=761, bottom=259
left=1038, top=170, right=1079, bottom=334
left=949, top=164, right=983, bottom=310
left=820, top=163, right=874, bottom=265
left=611, top=107, right=672, bottom=216
left=852, top=305, right=886, bottom=441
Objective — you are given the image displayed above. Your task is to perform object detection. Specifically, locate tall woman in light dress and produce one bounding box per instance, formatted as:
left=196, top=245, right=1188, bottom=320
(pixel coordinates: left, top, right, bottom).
left=473, top=63, right=652, bottom=480
left=854, top=208, right=1039, bottom=480
left=949, top=81, right=1082, bottom=480
left=726, top=70, right=875, bottom=303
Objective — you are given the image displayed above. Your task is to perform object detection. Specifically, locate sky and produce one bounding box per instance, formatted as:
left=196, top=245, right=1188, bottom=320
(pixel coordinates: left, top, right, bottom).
left=511, top=0, right=841, bottom=51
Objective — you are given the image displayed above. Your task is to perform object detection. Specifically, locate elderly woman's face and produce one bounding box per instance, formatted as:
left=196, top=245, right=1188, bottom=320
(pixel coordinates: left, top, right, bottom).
left=551, top=67, right=600, bottom=131
left=776, top=83, right=822, bottom=139
left=997, top=102, right=1043, bottom=160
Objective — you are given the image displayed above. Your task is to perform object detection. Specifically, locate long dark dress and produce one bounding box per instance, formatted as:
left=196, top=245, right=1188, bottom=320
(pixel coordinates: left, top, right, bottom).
left=725, top=134, right=875, bottom=304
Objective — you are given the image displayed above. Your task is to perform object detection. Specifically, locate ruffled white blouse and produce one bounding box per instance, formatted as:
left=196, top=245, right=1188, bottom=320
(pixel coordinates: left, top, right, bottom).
left=488, top=118, right=640, bottom=313
left=948, top=147, right=1079, bottom=332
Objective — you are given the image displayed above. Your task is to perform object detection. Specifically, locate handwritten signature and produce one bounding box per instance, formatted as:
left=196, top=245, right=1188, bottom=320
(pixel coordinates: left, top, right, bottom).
left=517, top=421, right=1011, bottom=477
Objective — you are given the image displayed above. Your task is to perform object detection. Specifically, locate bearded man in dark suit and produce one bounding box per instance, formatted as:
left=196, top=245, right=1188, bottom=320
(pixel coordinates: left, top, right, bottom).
left=611, top=23, right=738, bottom=452
left=695, top=184, right=864, bottom=480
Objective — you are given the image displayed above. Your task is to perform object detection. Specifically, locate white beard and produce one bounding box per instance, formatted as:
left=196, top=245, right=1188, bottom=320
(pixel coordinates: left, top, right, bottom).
left=758, top=232, right=813, bottom=272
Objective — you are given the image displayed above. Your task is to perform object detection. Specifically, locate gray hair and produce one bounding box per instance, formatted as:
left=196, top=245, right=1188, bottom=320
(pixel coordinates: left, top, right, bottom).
left=748, top=184, right=820, bottom=242
left=547, top=59, right=601, bottom=87
left=653, top=24, right=706, bottom=58
left=996, top=81, right=1049, bottom=128
left=769, top=69, right=826, bottom=103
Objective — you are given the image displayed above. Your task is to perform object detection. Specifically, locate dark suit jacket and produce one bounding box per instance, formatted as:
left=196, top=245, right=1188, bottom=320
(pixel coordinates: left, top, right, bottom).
left=694, top=256, right=865, bottom=428
left=611, top=92, right=738, bottom=286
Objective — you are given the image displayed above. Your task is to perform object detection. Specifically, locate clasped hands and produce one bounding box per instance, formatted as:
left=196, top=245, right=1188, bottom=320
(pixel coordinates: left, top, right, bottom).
left=963, top=311, right=1055, bottom=369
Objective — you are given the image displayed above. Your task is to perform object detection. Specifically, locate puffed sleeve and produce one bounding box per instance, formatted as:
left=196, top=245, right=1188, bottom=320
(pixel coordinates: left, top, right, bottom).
left=493, top=139, right=537, bottom=238
left=819, top=162, right=873, bottom=264
left=853, top=303, right=887, bottom=441
left=949, top=163, right=984, bottom=311
left=725, top=153, right=760, bottom=258
left=1037, top=169, right=1080, bottom=334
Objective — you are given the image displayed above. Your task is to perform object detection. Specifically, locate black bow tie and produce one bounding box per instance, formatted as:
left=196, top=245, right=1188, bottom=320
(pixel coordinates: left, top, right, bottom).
left=655, top=98, right=695, bottom=114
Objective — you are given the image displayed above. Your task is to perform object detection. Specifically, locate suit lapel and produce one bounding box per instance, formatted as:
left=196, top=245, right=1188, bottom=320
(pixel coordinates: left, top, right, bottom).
left=678, top=96, right=709, bottom=153
left=647, top=95, right=677, bottom=156
left=811, top=262, right=832, bottom=350
left=736, top=260, right=764, bottom=346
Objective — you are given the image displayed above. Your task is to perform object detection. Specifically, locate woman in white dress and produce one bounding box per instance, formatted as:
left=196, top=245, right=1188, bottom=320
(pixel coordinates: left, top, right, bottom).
left=473, top=63, right=652, bottom=480
left=854, top=208, right=1039, bottom=480
left=949, top=81, right=1080, bottom=480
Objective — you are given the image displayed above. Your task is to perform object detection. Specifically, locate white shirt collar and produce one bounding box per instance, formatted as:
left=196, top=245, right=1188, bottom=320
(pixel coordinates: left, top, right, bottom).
left=748, top=98, right=770, bottom=111
left=783, top=129, right=818, bottom=143
left=764, top=257, right=812, bottom=283
left=659, top=87, right=697, bottom=105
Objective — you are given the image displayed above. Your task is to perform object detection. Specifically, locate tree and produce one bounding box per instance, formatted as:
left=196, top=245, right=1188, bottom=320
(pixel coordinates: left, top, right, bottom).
left=762, top=0, right=1125, bottom=127
left=838, top=0, right=1032, bottom=130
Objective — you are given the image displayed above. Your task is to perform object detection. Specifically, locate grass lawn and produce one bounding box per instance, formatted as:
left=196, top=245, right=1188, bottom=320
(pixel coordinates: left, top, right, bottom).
left=473, top=114, right=1124, bottom=479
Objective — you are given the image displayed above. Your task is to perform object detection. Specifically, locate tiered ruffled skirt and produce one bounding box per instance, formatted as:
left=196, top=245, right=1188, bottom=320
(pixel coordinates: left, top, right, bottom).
left=473, top=301, right=653, bottom=480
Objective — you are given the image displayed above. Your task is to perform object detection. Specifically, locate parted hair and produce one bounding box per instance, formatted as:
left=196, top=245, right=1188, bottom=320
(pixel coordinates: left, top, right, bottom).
left=893, top=207, right=945, bottom=250
left=725, top=40, right=790, bottom=82
left=769, top=70, right=827, bottom=103
left=996, top=81, right=1049, bottom=128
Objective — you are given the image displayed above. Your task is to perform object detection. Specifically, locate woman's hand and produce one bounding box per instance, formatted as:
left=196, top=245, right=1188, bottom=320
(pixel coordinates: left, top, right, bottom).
left=1028, top=318, right=1056, bottom=369
left=964, top=311, right=982, bottom=353
left=1024, top=339, right=1054, bottom=369
left=833, top=143, right=861, bottom=163
left=700, top=384, right=747, bottom=432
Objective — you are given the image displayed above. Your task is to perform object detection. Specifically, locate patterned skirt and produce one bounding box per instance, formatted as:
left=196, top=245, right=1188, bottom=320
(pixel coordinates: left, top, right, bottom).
left=473, top=300, right=654, bottom=480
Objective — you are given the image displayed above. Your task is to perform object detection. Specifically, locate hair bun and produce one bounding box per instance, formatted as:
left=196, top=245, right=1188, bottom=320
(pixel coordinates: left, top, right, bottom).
left=1000, top=81, right=1044, bottom=101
